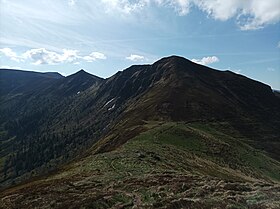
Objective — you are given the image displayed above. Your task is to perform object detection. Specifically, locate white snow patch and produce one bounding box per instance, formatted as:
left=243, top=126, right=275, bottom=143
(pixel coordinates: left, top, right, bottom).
left=108, top=104, right=115, bottom=111
left=104, top=98, right=115, bottom=107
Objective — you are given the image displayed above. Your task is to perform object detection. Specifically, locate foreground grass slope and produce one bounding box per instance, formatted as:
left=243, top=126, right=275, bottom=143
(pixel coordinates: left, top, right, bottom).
left=1, top=121, right=279, bottom=208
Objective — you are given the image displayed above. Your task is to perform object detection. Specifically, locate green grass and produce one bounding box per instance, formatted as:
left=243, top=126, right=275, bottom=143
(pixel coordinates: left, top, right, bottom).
left=124, top=122, right=279, bottom=181
left=2, top=121, right=280, bottom=208
left=55, top=121, right=280, bottom=184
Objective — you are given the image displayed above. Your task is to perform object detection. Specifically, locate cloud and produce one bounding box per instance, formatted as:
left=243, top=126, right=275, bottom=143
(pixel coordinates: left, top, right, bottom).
left=101, top=0, right=280, bottom=30
left=155, top=0, right=191, bottom=16
left=126, top=54, right=145, bottom=61
left=101, top=0, right=149, bottom=14
left=101, top=0, right=191, bottom=15
left=192, top=0, right=280, bottom=30
left=22, top=48, right=79, bottom=65
left=0, top=48, right=106, bottom=65
left=0, top=48, right=23, bottom=62
left=278, top=41, right=280, bottom=48
left=83, top=52, right=107, bottom=62
left=191, top=56, right=219, bottom=65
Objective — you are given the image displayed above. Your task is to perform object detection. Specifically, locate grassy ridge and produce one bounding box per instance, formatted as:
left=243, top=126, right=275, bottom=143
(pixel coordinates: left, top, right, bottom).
left=123, top=122, right=280, bottom=182
left=1, top=121, right=280, bottom=208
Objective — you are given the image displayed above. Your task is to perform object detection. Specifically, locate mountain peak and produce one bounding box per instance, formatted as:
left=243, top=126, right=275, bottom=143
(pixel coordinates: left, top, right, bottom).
left=74, top=69, right=90, bottom=75
left=152, top=55, right=198, bottom=72
left=69, top=69, right=104, bottom=81
left=154, top=55, right=191, bottom=65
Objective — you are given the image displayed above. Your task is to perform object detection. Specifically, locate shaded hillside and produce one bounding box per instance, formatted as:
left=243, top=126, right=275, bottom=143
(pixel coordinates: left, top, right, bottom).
left=0, top=69, right=104, bottom=187
left=0, top=69, right=63, bottom=96
left=0, top=56, right=279, bottom=191
left=41, top=69, right=103, bottom=97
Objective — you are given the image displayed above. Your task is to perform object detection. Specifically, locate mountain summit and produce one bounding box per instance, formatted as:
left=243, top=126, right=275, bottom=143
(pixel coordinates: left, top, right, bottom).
left=1, top=56, right=280, bottom=208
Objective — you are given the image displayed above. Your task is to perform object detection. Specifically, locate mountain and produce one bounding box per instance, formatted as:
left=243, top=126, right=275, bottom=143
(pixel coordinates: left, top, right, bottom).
left=0, top=69, right=63, bottom=96
left=93, top=56, right=280, bottom=159
left=0, top=56, right=279, bottom=208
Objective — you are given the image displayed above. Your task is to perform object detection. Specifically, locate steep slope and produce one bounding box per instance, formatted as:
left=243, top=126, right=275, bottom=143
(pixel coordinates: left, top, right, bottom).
left=0, top=69, right=63, bottom=96
left=41, top=69, right=103, bottom=97
left=0, top=56, right=279, bottom=207
left=93, top=56, right=280, bottom=160
left=0, top=69, right=104, bottom=187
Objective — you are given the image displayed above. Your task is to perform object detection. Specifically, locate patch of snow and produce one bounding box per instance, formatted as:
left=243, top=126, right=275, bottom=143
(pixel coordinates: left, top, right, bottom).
left=104, top=98, right=115, bottom=107
left=77, top=91, right=80, bottom=94
left=108, top=104, right=115, bottom=111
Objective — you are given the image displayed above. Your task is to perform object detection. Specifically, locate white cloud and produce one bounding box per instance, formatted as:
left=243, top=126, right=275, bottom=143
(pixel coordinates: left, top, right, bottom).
left=22, top=48, right=79, bottom=65
left=101, top=0, right=149, bottom=14
left=83, top=52, right=107, bottom=62
left=101, top=0, right=280, bottom=29
left=155, top=0, right=191, bottom=15
left=101, top=0, right=191, bottom=15
left=191, top=56, right=219, bottom=65
left=158, top=0, right=280, bottom=30
left=173, top=0, right=191, bottom=15
left=126, top=54, right=145, bottom=61
left=193, top=0, right=280, bottom=30
left=0, top=48, right=23, bottom=62
left=0, top=48, right=106, bottom=65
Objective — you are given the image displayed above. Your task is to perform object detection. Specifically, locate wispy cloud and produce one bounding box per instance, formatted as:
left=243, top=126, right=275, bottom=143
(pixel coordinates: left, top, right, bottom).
left=153, top=0, right=191, bottom=16
left=101, top=0, right=148, bottom=14
left=99, top=0, right=280, bottom=30
left=126, top=54, right=145, bottom=61
left=83, top=52, right=107, bottom=62
left=0, top=48, right=106, bottom=65
left=194, top=0, right=280, bottom=30
left=191, top=56, right=219, bottom=65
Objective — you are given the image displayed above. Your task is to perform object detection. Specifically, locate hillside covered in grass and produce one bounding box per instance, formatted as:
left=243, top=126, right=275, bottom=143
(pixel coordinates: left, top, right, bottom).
left=1, top=121, right=279, bottom=208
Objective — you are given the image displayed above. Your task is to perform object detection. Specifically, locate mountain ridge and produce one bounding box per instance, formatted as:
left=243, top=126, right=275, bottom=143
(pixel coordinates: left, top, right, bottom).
left=0, top=56, right=280, bottom=208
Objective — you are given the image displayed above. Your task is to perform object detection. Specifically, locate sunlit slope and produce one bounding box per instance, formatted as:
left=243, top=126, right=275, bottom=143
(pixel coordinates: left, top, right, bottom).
left=1, top=121, right=279, bottom=208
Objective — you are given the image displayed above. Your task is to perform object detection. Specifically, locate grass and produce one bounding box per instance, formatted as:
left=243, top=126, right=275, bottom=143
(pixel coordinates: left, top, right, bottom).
left=125, top=122, right=280, bottom=182
left=1, top=121, right=280, bottom=208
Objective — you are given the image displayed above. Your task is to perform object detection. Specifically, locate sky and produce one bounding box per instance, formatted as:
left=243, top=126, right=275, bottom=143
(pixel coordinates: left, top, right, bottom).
left=0, top=0, right=280, bottom=89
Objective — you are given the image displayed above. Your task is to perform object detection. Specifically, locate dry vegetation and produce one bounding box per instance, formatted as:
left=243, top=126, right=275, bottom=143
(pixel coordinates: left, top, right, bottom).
left=1, top=122, right=279, bottom=208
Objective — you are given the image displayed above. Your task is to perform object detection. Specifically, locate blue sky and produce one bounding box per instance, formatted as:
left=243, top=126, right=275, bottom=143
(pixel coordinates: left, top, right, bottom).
left=0, top=0, right=280, bottom=89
